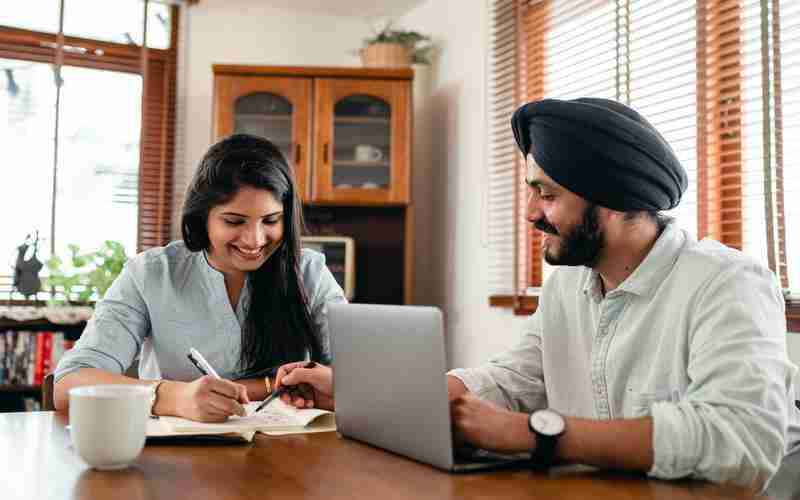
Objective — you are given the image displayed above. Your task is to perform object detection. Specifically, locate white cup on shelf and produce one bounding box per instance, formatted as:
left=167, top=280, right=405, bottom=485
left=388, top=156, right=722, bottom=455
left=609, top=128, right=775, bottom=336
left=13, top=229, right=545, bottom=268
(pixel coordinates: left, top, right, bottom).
left=69, top=385, right=151, bottom=470
left=354, top=144, right=383, bottom=162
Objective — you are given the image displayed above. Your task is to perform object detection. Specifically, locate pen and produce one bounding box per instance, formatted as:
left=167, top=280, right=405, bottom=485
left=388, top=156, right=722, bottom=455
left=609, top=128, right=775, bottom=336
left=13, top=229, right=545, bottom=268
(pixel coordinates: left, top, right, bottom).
left=254, top=361, right=317, bottom=413
left=187, top=347, right=221, bottom=379
left=187, top=348, right=248, bottom=418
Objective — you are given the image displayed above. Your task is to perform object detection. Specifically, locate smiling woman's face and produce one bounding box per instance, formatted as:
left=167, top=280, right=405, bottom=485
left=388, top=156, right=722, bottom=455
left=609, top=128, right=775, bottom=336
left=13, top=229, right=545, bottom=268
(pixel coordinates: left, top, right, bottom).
left=205, top=185, right=284, bottom=278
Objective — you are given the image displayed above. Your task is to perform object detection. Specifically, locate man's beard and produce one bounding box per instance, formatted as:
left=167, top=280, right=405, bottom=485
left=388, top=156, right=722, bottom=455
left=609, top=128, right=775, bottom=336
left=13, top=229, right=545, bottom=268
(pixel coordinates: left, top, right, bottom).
left=536, top=204, right=604, bottom=267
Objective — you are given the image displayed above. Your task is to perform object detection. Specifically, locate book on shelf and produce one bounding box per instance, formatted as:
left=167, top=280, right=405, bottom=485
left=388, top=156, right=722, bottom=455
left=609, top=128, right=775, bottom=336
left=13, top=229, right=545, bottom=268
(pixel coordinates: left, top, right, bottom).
left=0, top=331, right=73, bottom=386
left=23, top=397, right=40, bottom=411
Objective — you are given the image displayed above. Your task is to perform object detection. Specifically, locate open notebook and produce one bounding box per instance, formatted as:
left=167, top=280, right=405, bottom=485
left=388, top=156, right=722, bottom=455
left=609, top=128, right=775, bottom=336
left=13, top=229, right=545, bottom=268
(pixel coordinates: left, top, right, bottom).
left=147, top=399, right=336, bottom=442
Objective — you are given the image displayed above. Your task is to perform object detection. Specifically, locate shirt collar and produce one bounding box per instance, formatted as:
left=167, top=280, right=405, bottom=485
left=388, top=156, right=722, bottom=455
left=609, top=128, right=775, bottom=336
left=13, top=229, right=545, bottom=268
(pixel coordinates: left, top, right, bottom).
left=198, top=249, right=251, bottom=312
left=582, top=220, right=687, bottom=300
left=581, top=269, right=604, bottom=303
left=200, top=249, right=224, bottom=280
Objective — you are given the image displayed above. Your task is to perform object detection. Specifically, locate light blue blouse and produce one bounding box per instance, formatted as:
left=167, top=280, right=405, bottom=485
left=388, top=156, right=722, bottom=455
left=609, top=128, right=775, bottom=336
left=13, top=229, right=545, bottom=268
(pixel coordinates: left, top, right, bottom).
left=54, top=241, right=346, bottom=382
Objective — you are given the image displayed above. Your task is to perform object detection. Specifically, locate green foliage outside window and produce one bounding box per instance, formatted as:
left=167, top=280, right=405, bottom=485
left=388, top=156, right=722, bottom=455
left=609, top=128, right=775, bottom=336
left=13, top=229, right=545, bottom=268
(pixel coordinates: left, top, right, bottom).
left=44, top=240, right=128, bottom=304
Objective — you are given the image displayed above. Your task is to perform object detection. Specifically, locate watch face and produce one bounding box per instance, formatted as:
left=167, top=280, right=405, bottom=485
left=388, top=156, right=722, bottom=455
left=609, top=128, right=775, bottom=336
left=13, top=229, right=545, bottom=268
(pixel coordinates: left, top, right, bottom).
left=530, top=409, right=565, bottom=436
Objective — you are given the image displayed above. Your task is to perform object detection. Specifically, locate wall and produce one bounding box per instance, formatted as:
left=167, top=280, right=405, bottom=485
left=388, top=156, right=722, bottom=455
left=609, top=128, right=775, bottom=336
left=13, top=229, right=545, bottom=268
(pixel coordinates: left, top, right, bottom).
left=399, top=0, right=529, bottom=370
left=173, top=0, right=371, bottom=228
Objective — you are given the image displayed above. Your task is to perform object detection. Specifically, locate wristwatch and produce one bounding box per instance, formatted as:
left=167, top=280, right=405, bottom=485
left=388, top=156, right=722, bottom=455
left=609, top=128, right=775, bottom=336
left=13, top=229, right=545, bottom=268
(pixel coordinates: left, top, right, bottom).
left=528, top=409, right=565, bottom=470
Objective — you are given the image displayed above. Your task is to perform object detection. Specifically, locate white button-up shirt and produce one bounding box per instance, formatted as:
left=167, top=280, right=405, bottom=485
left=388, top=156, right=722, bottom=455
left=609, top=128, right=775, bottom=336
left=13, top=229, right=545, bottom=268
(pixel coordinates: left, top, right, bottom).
left=451, top=222, right=800, bottom=488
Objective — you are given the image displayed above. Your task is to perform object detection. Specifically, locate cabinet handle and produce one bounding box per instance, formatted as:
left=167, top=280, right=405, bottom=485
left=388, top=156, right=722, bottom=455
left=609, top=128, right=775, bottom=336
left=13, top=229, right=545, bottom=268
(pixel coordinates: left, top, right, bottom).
left=294, top=143, right=301, bottom=164
left=323, top=143, right=329, bottom=164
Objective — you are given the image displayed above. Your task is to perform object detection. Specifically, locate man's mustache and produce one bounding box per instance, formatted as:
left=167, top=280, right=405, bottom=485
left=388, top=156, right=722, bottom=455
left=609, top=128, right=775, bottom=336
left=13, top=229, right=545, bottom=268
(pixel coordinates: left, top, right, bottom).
left=533, top=219, right=558, bottom=235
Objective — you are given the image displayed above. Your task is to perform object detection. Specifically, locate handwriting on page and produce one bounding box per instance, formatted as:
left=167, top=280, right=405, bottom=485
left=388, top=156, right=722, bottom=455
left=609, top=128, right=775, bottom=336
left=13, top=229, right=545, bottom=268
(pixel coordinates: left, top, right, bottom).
left=251, top=412, right=296, bottom=426
left=237, top=399, right=301, bottom=427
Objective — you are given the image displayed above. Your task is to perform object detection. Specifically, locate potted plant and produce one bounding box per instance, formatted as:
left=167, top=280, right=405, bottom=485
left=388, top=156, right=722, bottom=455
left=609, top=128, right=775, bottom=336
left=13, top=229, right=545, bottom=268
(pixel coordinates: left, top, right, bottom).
left=360, top=23, right=433, bottom=68
left=44, top=240, right=129, bottom=305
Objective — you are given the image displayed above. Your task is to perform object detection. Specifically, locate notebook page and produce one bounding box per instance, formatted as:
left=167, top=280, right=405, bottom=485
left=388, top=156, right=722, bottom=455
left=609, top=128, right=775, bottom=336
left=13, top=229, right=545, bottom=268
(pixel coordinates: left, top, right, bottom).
left=164, top=399, right=331, bottom=433
left=146, top=417, right=255, bottom=441
left=246, top=400, right=332, bottom=428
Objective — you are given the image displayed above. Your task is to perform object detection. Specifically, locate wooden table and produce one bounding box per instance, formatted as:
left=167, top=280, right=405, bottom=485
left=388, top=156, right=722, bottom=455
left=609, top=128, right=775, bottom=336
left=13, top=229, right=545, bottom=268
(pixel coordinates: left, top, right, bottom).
left=1, top=412, right=798, bottom=500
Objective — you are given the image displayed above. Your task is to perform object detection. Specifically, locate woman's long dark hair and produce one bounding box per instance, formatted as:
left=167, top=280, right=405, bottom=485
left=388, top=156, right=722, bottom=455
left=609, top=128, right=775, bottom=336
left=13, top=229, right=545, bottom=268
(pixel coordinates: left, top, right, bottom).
left=181, top=134, right=321, bottom=372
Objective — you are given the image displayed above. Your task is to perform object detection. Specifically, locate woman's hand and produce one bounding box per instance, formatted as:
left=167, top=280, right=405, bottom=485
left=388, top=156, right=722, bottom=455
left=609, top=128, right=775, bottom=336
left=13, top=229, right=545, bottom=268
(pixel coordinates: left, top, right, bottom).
left=274, top=362, right=334, bottom=411
left=161, top=376, right=250, bottom=422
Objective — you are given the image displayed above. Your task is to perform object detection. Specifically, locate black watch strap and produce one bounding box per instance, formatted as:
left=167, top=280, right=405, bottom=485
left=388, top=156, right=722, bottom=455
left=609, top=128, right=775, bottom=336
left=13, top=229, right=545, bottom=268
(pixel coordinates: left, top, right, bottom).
left=528, top=414, right=561, bottom=470
left=529, top=432, right=558, bottom=470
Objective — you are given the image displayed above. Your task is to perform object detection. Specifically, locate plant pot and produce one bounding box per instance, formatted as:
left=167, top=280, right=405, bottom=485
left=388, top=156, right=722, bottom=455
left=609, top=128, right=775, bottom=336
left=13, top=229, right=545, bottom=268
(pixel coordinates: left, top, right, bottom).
left=361, top=43, right=412, bottom=68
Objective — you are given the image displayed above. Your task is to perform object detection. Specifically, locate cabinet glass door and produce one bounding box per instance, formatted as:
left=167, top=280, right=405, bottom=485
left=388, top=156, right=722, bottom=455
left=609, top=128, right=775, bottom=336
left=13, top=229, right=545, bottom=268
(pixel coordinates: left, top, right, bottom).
left=332, top=95, right=391, bottom=190
left=213, top=76, right=311, bottom=200
left=314, top=78, right=410, bottom=204
left=234, top=93, right=293, bottom=163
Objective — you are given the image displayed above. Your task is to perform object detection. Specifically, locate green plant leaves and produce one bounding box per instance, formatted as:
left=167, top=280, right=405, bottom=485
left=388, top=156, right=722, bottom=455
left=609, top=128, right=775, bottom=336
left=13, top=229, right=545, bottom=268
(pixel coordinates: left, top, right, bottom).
left=43, top=240, right=129, bottom=305
left=363, top=28, right=433, bottom=65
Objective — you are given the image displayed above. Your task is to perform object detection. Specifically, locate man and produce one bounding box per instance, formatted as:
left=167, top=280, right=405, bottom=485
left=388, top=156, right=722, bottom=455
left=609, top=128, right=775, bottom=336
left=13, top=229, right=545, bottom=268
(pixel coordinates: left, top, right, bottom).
left=275, top=98, right=799, bottom=489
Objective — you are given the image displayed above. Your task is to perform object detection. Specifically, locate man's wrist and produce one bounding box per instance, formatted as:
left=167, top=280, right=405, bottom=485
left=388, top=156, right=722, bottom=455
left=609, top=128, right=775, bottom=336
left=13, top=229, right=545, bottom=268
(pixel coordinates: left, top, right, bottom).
left=554, top=416, right=577, bottom=463
left=493, top=412, right=537, bottom=452
left=515, top=412, right=537, bottom=451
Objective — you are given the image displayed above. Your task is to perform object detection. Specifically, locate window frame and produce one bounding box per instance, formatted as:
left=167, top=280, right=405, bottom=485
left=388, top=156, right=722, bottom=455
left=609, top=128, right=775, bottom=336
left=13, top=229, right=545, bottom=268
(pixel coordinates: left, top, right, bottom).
left=0, top=3, right=179, bottom=303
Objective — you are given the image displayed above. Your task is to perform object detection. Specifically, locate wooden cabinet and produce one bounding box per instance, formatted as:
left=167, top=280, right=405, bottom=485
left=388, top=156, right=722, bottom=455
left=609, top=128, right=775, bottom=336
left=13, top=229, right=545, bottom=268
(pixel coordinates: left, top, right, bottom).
left=213, top=65, right=412, bottom=205
left=212, top=65, right=414, bottom=304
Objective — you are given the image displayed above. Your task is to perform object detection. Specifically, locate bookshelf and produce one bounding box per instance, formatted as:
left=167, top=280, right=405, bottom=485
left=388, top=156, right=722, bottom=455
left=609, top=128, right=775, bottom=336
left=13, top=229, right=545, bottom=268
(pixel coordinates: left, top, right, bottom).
left=0, top=310, right=86, bottom=412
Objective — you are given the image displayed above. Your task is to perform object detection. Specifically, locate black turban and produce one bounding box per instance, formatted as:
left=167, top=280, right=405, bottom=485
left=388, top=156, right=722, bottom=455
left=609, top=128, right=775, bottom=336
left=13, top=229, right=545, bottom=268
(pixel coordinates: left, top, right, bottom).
left=510, top=98, right=687, bottom=211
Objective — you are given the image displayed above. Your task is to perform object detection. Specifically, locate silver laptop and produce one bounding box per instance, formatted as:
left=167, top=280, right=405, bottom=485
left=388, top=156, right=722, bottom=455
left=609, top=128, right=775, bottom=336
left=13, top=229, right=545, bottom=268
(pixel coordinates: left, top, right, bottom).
left=329, top=303, right=529, bottom=472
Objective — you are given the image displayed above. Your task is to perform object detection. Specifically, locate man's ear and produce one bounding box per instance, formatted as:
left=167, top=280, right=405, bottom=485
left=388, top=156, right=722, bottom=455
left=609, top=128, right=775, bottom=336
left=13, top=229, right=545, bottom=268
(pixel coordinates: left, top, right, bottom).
left=595, top=206, right=624, bottom=225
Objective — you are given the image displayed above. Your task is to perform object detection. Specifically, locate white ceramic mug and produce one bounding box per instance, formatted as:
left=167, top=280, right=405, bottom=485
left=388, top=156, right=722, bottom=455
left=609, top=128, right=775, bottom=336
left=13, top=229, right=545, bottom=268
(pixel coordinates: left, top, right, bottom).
left=69, top=385, right=151, bottom=470
left=354, top=144, right=383, bottom=162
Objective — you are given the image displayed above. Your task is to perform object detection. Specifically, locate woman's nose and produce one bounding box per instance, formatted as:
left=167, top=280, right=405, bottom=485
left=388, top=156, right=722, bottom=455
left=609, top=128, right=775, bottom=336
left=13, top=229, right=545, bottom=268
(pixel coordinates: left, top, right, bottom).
left=240, top=224, right=266, bottom=248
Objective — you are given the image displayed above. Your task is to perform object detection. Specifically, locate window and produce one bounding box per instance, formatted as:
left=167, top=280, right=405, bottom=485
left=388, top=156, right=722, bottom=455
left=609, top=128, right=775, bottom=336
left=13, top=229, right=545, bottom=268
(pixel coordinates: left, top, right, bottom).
left=487, top=0, right=798, bottom=324
left=0, top=0, right=178, bottom=301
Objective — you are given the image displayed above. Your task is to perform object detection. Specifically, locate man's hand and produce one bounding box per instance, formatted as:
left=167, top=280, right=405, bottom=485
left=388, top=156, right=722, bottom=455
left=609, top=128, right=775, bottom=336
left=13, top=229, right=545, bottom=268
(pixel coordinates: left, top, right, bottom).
left=447, top=374, right=469, bottom=402
left=274, top=362, right=334, bottom=411
left=450, top=393, right=534, bottom=452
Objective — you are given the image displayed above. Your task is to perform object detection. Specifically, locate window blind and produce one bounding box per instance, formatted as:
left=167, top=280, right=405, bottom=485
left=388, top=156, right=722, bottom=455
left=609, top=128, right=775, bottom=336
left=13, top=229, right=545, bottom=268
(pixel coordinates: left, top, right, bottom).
left=488, top=0, right=796, bottom=312
left=781, top=0, right=800, bottom=295
left=486, top=0, right=524, bottom=303
left=629, top=1, right=698, bottom=243
left=696, top=0, right=791, bottom=289
left=138, top=1, right=178, bottom=252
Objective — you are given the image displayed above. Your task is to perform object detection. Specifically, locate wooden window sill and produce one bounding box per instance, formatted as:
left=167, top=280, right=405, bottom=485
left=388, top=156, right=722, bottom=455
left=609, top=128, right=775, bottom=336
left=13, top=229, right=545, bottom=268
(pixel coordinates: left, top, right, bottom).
left=488, top=295, right=539, bottom=316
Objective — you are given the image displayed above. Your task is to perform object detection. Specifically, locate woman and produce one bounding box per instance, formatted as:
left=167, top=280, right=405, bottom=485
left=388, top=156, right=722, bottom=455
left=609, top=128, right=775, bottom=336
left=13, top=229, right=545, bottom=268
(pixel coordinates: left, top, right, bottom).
left=53, top=134, right=346, bottom=422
